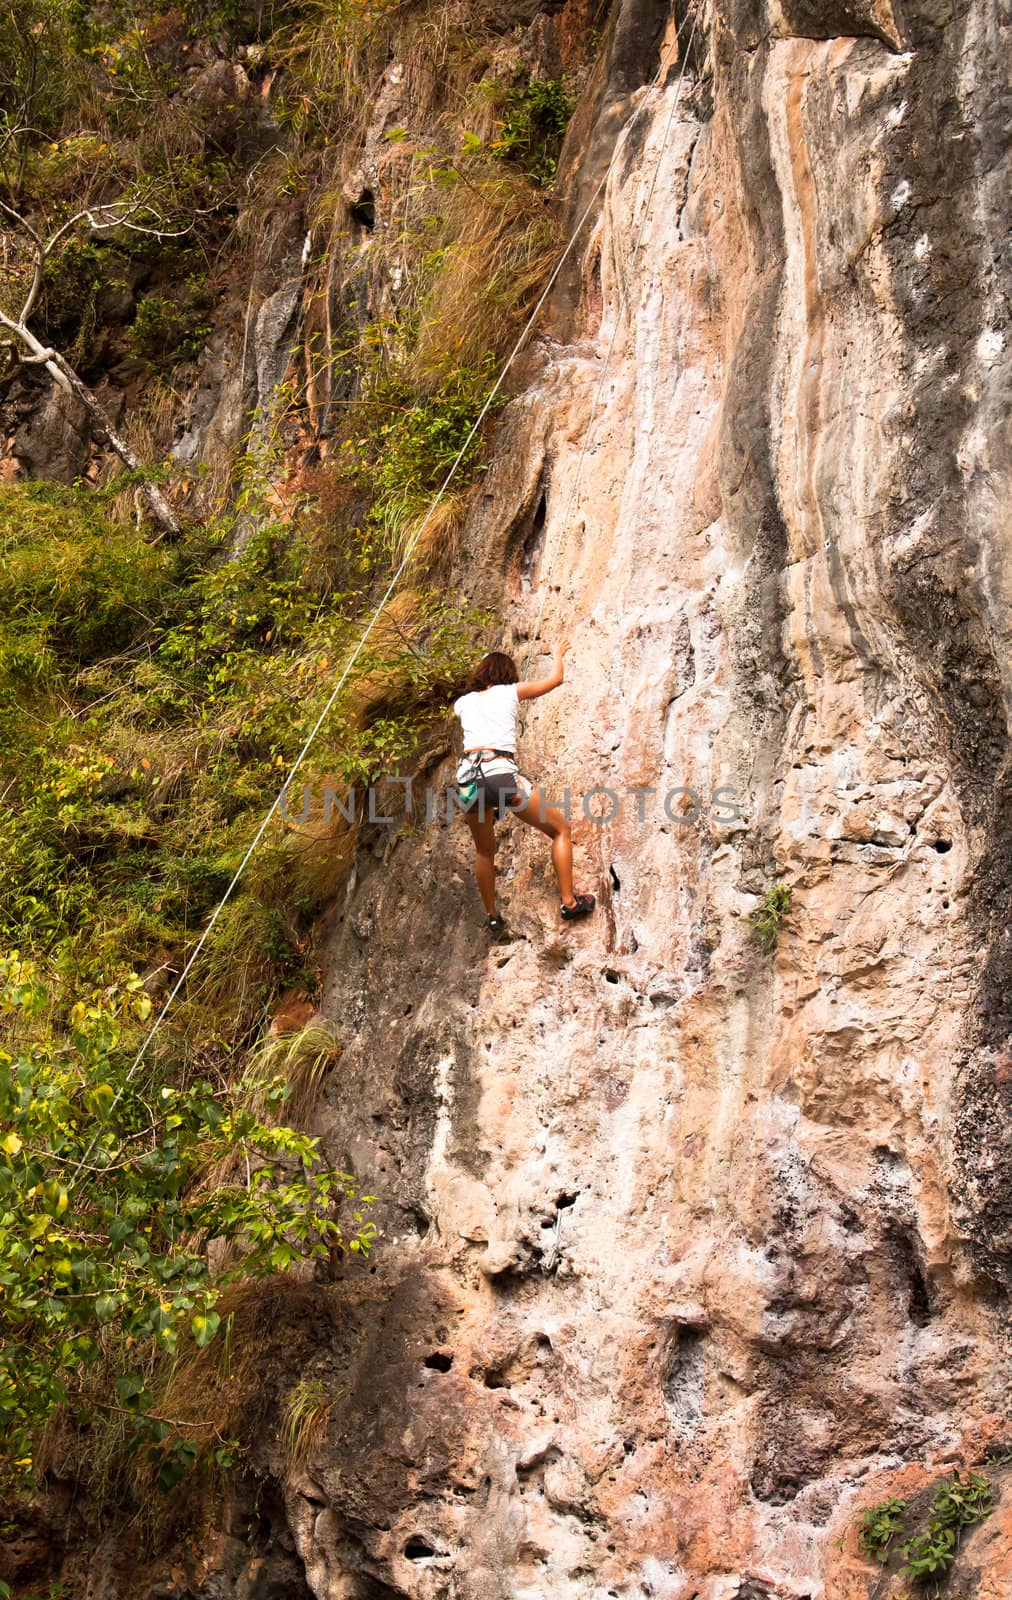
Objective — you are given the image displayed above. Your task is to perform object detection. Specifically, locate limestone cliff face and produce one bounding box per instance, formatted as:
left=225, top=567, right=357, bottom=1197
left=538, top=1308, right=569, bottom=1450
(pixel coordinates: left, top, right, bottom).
left=265, top=1, right=1012, bottom=1595
left=49, top=0, right=1012, bottom=1593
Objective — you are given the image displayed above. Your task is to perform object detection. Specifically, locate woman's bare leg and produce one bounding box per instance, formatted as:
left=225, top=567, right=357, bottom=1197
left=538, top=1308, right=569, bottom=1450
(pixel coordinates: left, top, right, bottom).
left=464, top=807, right=497, bottom=914
left=511, top=788, right=576, bottom=906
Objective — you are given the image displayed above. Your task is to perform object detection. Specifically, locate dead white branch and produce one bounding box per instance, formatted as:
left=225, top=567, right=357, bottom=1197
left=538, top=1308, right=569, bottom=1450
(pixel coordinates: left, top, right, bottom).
left=0, top=194, right=188, bottom=535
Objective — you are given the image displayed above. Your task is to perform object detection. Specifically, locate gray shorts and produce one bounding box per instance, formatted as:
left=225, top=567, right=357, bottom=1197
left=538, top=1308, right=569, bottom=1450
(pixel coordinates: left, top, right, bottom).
left=456, top=756, right=533, bottom=817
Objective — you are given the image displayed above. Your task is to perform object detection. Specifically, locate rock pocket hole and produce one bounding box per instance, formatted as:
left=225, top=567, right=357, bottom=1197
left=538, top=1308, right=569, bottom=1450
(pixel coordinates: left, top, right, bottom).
left=516, top=483, right=549, bottom=586
left=663, top=1326, right=706, bottom=1433
left=609, top=864, right=621, bottom=892
left=407, top=1206, right=430, bottom=1238
left=423, top=1351, right=453, bottom=1372
left=556, top=1191, right=577, bottom=1209
left=604, top=968, right=621, bottom=984
left=349, top=188, right=375, bottom=230
left=404, top=1536, right=436, bottom=1560
left=907, top=1255, right=933, bottom=1327
left=933, top=839, right=952, bottom=853
left=531, top=487, right=547, bottom=535
left=887, top=1223, right=934, bottom=1327
left=483, top=1369, right=510, bottom=1389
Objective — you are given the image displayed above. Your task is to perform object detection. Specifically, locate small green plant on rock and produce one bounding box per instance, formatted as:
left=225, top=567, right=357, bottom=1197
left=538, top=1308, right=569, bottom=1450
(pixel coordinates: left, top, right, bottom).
left=858, top=1496, right=908, bottom=1561
left=902, top=1470, right=992, bottom=1588
left=855, top=1470, right=994, bottom=1591
left=492, top=77, right=575, bottom=186
left=128, top=284, right=213, bottom=367
left=744, top=883, right=792, bottom=953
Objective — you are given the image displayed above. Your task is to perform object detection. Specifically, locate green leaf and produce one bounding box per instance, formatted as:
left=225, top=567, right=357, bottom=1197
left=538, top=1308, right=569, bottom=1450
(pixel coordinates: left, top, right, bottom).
left=191, top=1310, right=221, bottom=1349
left=116, top=1373, right=146, bottom=1410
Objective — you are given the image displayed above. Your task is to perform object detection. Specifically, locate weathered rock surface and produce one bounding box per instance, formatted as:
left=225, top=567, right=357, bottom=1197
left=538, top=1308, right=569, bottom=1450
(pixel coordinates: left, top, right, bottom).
left=271, top=0, right=1012, bottom=1594
left=18, top=0, right=1012, bottom=1593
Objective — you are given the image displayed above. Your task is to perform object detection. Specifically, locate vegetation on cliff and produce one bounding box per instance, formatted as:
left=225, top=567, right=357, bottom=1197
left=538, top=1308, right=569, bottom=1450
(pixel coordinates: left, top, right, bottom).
left=0, top=0, right=582, bottom=1514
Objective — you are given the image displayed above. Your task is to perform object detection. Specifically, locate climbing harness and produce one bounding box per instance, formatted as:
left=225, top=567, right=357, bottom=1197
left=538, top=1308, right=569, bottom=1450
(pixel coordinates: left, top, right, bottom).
left=87, top=1, right=703, bottom=1144
left=455, top=750, right=532, bottom=814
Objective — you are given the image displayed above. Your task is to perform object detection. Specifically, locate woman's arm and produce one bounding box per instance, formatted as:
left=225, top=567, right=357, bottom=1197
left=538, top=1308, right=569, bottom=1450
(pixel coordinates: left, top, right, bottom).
left=517, top=641, right=568, bottom=701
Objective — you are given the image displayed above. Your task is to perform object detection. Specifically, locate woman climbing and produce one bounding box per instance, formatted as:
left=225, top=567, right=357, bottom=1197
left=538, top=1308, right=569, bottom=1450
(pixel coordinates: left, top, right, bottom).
left=453, top=643, right=596, bottom=934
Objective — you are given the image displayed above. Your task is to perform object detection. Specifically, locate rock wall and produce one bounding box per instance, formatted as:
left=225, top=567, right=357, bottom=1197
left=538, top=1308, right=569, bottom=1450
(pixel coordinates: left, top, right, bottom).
left=272, top=0, right=1012, bottom=1594
left=28, top=0, right=1011, bottom=1593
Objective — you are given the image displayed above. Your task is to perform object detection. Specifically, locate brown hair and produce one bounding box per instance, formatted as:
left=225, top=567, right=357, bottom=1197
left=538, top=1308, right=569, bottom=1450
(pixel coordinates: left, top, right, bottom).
left=466, top=651, right=519, bottom=692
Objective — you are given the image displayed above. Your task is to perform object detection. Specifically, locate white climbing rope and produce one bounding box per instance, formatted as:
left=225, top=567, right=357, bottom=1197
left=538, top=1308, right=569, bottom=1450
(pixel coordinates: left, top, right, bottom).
left=521, top=0, right=701, bottom=678
left=91, top=2, right=703, bottom=1132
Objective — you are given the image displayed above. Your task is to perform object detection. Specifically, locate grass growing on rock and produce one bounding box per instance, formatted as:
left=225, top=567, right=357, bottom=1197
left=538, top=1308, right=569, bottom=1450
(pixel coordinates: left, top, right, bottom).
left=744, top=883, right=792, bottom=953
left=0, top=480, right=484, bottom=1033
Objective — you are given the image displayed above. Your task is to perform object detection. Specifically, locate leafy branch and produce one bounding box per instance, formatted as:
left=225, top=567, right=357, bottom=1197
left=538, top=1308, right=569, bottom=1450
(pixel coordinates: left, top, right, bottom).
left=0, top=953, right=376, bottom=1490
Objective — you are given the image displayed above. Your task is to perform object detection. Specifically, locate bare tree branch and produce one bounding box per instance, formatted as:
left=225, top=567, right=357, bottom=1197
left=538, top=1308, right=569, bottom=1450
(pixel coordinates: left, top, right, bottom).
left=0, top=193, right=42, bottom=243
left=83, top=203, right=194, bottom=239
left=0, top=195, right=188, bottom=534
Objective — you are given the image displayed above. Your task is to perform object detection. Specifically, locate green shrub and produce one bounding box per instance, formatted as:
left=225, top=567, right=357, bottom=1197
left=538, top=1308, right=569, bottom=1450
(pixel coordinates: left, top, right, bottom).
left=321, top=336, right=505, bottom=569
left=128, top=284, right=214, bottom=365
left=0, top=953, right=375, bottom=1491
left=493, top=77, right=575, bottom=187
left=0, top=482, right=170, bottom=671
left=0, top=0, right=90, bottom=197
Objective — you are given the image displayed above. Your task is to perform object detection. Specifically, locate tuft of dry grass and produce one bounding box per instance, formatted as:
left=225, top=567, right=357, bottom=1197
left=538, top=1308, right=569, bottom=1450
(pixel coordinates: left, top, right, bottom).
left=337, top=588, right=421, bottom=721
left=276, top=0, right=416, bottom=147
left=179, top=892, right=285, bottom=1037
left=283, top=1377, right=335, bottom=1472
left=394, top=489, right=468, bottom=571
left=98, top=380, right=183, bottom=524
left=285, top=801, right=362, bottom=910
left=156, top=1278, right=326, bottom=1459
left=246, top=1016, right=343, bottom=1123
left=367, top=483, right=469, bottom=574
left=409, top=169, right=561, bottom=384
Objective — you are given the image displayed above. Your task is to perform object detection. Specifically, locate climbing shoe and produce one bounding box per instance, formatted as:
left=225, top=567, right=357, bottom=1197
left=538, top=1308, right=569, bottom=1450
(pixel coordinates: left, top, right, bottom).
left=486, top=913, right=506, bottom=935
left=561, top=893, right=595, bottom=922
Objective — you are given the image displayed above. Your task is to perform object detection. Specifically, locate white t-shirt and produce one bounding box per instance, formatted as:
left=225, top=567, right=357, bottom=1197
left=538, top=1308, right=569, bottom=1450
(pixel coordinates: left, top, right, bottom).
left=454, top=683, right=519, bottom=755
